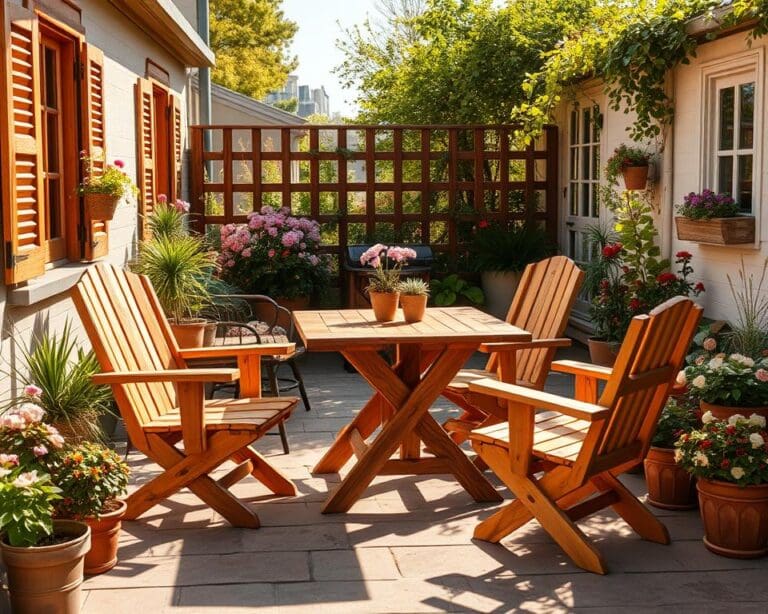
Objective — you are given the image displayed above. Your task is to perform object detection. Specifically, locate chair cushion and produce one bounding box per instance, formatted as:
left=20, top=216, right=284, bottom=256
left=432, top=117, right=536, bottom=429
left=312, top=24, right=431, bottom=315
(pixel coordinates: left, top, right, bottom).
left=470, top=410, right=590, bottom=464
left=144, top=397, right=298, bottom=434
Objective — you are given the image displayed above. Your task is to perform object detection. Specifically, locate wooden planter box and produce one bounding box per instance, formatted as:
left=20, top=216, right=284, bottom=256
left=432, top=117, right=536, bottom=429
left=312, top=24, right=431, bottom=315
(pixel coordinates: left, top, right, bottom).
left=675, top=215, right=755, bottom=245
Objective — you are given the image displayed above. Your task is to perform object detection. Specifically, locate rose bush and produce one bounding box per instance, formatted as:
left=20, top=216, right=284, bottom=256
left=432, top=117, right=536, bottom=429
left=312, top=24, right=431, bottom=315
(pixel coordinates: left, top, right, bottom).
left=678, top=352, right=768, bottom=408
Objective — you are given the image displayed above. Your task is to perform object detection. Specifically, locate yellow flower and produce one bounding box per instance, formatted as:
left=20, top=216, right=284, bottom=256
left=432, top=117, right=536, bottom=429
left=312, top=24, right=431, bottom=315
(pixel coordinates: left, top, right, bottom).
left=614, top=223, right=623, bottom=232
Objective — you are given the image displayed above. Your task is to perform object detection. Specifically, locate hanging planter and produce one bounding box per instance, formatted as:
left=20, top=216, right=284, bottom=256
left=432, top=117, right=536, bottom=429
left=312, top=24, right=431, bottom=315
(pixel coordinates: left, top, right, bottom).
left=621, top=165, right=649, bottom=191
left=84, top=193, right=120, bottom=221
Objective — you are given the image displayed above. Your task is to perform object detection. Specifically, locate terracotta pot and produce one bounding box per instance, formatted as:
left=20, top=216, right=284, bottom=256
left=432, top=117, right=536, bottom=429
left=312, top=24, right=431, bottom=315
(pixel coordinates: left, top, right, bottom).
left=480, top=270, right=522, bottom=320
left=276, top=295, right=310, bottom=312
left=1, top=520, right=91, bottom=614
left=84, top=192, right=120, bottom=220
left=369, top=291, right=400, bottom=322
left=84, top=499, right=127, bottom=575
left=697, top=478, right=768, bottom=558
left=400, top=294, right=428, bottom=323
left=203, top=321, right=218, bottom=346
left=621, top=165, right=649, bottom=191
left=699, top=400, right=768, bottom=422
left=170, top=318, right=207, bottom=348
left=644, top=446, right=697, bottom=510
left=587, top=337, right=619, bottom=367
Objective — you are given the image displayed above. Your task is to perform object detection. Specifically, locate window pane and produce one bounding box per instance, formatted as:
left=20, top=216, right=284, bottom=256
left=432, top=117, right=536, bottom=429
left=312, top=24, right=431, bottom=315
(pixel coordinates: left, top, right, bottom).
left=569, top=185, right=577, bottom=216
left=717, top=155, right=733, bottom=195
left=739, top=82, right=755, bottom=149
left=48, top=179, right=62, bottom=239
left=738, top=154, right=753, bottom=213
left=582, top=108, right=591, bottom=144
left=46, top=114, right=59, bottom=172
left=568, top=230, right=576, bottom=259
left=581, top=146, right=590, bottom=179
left=570, top=110, right=578, bottom=146
left=580, top=182, right=589, bottom=217
left=569, top=148, right=577, bottom=180
left=43, top=47, right=57, bottom=108
left=592, top=106, right=601, bottom=142
left=718, top=87, right=735, bottom=150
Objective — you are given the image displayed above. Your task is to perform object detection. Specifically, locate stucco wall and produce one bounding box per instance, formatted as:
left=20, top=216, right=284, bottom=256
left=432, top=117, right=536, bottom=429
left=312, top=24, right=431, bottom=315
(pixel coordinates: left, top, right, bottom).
left=0, top=0, right=191, bottom=398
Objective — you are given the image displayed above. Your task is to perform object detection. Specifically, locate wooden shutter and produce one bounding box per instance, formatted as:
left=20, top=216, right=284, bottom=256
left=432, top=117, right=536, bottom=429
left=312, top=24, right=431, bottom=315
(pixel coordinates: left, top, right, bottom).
left=169, top=93, right=182, bottom=202
left=135, top=77, right=155, bottom=241
left=81, top=43, right=108, bottom=261
left=1, top=6, right=46, bottom=283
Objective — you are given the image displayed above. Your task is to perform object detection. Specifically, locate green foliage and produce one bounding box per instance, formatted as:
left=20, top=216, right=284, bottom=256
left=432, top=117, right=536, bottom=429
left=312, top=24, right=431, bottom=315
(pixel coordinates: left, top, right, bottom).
left=468, top=222, right=556, bottom=273
left=55, top=443, right=129, bottom=519
left=604, top=144, right=652, bottom=186
left=147, top=200, right=188, bottom=240
left=727, top=258, right=768, bottom=358
left=0, top=468, right=60, bottom=547
left=133, top=234, right=218, bottom=322
left=398, top=277, right=430, bottom=296
left=652, top=396, right=698, bottom=448
left=682, top=353, right=768, bottom=408
left=429, top=274, right=483, bottom=306
left=272, top=97, right=298, bottom=113
left=79, top=155, right=137, bottom=198
left=210, top=0, right=297, bottom=98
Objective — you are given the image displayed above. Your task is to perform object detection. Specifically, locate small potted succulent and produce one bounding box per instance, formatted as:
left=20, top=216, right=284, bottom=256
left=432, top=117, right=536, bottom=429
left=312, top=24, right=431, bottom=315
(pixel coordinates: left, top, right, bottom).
left=79, top=151, right=137, bottom=221
left=605, top=144, right=652, bottom=190
left=675, top=189, right=754, bottom=245
left=0, top=407, right=90, bottom=614
left=398, top=277, right=430, bottom=323
left=55, top=442, right=130, bottom=575
left=359, top=244, right=417, bottom=322
left=675, top=413, right=768, bottom=558
left=644, top=396, right=699, bottom=510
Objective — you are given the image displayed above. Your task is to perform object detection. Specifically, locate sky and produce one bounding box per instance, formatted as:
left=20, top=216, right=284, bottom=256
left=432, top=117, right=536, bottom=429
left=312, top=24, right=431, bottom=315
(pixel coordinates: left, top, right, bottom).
left=280, top=0, right=380, bottom=118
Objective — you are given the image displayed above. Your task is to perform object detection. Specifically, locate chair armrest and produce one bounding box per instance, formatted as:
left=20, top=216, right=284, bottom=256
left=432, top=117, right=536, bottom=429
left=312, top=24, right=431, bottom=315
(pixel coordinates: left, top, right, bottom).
left=479, top=338, right=572, bottom=353
left=92, top=368, right=240, bottom=385
left=179, top=343, right=295, bottom=360
left=551, top=359, right=613, bottom=380
left=468, top=377, right=610, bottom=421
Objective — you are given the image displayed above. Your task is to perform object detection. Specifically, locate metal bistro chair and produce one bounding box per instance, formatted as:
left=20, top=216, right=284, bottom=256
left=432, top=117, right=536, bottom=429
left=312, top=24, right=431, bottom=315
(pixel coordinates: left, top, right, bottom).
left=208, top=294, right=312, bottom=454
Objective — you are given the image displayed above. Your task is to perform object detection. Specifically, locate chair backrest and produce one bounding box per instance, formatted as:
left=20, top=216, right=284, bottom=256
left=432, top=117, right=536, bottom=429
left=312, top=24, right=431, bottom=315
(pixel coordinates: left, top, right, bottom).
left=71, top=264, right=181, bottom=435
left=588, top=296, right=702, bottom=472
left=486, top=255, right=584, bottom=388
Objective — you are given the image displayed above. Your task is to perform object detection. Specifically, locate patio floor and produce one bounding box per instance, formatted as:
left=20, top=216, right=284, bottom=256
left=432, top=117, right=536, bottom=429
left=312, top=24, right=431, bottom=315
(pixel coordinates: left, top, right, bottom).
left=79, top=347, right=768, bottom=613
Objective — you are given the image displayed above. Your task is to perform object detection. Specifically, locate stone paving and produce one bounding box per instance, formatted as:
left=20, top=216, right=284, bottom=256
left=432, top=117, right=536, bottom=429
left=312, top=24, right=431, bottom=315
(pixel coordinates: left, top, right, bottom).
left=79, top=349, right=768, bottom=613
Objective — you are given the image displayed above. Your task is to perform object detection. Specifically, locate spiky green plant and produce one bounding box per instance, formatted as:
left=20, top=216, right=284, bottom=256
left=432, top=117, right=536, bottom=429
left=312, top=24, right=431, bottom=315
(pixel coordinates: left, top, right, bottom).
left=398, top=277, right=430, bottom=296
left=133, top=234, right=218, bottom=322
left=727, top=258, right=768, bottom=358
left=147, top=201, right=186, bottom=239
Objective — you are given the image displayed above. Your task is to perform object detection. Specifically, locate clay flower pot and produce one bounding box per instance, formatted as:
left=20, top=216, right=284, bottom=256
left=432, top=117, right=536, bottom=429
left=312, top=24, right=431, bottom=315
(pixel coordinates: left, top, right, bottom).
left=369, top=291, right=400, bottom=322
left=170, top=318, right=207, bottom=348
left=84, top=192, right=120, bottom=220
left=400, top=294, right=428, bottom=323
left=700, top=400, right=768, bottom=422
left=621, top=165, right=649, bottom=191
left=587, top=337, right=619, bottom=367
left=644, top=446, right=697, bottom=510
left=84, top=499, right=127, bottom=575
left=697, top=478, right=768, bottom=558
left=1, top=520, right=91, bottom=614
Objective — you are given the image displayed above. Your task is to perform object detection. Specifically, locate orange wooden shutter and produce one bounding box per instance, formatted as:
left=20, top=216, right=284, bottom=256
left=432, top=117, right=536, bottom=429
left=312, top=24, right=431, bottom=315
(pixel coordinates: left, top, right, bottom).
left=169, top=93, right=182, bottom=202
left=81, top=43, right=109, bottom=261
left=1, top=6, right=46, bottom=283
left=135, top=77, right=155, bottom=241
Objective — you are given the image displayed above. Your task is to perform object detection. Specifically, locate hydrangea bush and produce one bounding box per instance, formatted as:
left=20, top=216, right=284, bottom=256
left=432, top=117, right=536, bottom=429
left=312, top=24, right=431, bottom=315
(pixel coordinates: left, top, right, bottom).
left=359, top=244, right=418, bottom=293
left=218, top=206, right=330, bottom=299
left=675, top=413, right=768, bottom=486
left=677, top=189, right=740, bottom=220
left=678, top=352, right=768, bottom=408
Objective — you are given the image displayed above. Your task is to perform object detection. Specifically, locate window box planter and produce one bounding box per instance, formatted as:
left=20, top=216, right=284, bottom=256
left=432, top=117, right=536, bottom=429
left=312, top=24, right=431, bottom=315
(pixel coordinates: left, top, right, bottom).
left=675, top=215, right=755, bottom=245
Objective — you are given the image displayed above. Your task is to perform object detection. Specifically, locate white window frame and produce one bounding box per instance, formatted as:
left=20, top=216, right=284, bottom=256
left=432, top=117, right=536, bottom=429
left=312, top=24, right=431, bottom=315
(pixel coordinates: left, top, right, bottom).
left=700, top=48, right=763, bottom=245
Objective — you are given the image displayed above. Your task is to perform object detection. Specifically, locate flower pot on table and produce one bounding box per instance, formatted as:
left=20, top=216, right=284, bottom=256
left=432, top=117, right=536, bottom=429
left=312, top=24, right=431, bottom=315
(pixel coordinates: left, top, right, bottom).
left=369, top=291, right=400, bottom=322
left=400, top=294, right=428, bottom=323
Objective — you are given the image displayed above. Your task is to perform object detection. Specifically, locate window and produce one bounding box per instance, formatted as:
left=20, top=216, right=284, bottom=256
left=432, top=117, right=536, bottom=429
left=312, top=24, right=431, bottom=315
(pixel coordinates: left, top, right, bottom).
left=714, top=79, right=755, bottom=213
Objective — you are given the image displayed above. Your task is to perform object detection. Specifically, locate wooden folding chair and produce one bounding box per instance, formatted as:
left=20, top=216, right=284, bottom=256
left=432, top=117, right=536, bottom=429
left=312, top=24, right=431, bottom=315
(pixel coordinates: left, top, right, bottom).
left=443, top=256, right=584, bottom=442
left=467, top=296, right=702, bottom=574
left=72, top=264, right=299, bottom=528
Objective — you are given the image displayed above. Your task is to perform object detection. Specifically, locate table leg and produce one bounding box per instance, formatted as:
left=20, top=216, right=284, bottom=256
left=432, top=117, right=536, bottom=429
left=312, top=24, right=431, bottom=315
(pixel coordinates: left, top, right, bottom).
left=397, top=344, right=422, bottom=460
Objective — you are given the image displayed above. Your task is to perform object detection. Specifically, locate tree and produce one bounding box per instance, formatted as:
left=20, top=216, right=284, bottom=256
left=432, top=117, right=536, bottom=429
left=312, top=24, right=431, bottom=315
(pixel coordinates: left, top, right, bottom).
left=272, top=97, right=298, bottom=113
left=210, top=0, right=297, bottom=99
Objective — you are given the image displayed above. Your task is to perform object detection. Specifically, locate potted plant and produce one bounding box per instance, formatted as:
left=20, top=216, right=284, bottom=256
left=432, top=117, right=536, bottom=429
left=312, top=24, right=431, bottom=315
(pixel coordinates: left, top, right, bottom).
left=13, top=322, right=113, bottom=444
left=675, top=413, right=768, bottom=558
left=55, top=443, right=130, bottom=575
left=468, top=221, right=555, bottom=319
left=147, top=195, right=190, bottom=239
left=79, top=153, right=137, bottom=221
left=644, top=396, right=699, bottom=510
left=0, top=408, right=90, bottom=614
left=399, top=278, right=430, bottom=323
left=605, top=143, right=652, bottom=190
left=675, top=189, right=754, bottom=245
left=358, top=244, right=417, bottom=322
left=133, top=233, right=218, bottom=348
left=218, top=205, right=331, bottom=310
left=429, top=274, right=484, bottom=307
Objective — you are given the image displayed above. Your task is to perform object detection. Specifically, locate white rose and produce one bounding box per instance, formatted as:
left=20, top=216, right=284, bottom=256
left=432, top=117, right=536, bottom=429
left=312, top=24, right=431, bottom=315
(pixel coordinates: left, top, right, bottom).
left=18, top=403, right=45, bottom=424
left=694, top=452, right=709, bottom=467
left=0, top=467, right=11, bottom=478
left=730, top=466, right=746, bottom=480
left=748, top=414, right=767, bottom=428
left=728, top=413, right=746, bottom=426
left=674, top=449, right=683, bottom=463
left=708, top=357, right=724, bottom=370
left=749, top=433, right=765, bottom=449
left=11, top=470, right=39, bottom=488
left=730, top=354, right=755, bottom=367
left=701, top=410, right=714, bottom=424
left=692, top=375, right=707, bottom=389
left=676, top=370, right=687, bottom=386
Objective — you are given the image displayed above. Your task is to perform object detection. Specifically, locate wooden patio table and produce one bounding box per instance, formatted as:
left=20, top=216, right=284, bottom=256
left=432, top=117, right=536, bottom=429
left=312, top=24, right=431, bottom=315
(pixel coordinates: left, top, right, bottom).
left=293, top=306, right=532, bottom=513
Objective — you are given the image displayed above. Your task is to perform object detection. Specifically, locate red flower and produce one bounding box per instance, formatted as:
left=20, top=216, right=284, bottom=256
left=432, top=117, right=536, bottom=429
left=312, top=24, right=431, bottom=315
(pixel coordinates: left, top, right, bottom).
left=656, top=272, right=678, bottom=284
left=628, top=298, right=642, bottom=312
left=720, top=459, right=731, bottom=469
left=281, top=249, right=290, bottom=258
left=675, top=250, right=692, bottom=259
left=113, top=159, right=125, bottom=169
left=699, top=440, right=712, bottom=449
left=477, top=220, right=489, bottom=229
left=601, top=242, right=623, bottom=259
left=695, top=282, right=705, bottom=293
left=726, top=425, right=737, bottom=435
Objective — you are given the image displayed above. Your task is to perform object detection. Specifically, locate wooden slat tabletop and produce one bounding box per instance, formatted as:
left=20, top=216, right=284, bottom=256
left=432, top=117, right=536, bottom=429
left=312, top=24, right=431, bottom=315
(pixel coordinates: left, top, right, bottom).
left=293, top=307, right=531, bottom=351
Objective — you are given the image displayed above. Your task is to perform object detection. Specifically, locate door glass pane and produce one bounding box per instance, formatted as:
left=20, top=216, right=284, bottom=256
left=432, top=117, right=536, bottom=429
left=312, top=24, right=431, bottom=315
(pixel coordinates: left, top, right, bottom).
left=582, top=108, right=590, bottom=144
left=570, top=111, right=578, bottom=146
left=581, top=146, right=590, bottom=179
left=580, top=183, right=589, bottom=217
left=718, top=87, right=735, bottom=150
left=569, top=187, right=577, bottom=216
left=568, top=230, right=576, bottom=259
left=569, top=148, right=577, bottom=180
left=739, top=82, right=755, bottom=149
left=592, top=106, right=600, bottom=141
left=591, top=145, right=599, bottom=180
left=738, top=154, right=753, bottom=213
left=717, top=155, right=733, bottom=195
left=43, top=47, right=57, bottom=108
left=591, top=184, right=599, bottom=218
left=48, top=179, right=62, bottom=239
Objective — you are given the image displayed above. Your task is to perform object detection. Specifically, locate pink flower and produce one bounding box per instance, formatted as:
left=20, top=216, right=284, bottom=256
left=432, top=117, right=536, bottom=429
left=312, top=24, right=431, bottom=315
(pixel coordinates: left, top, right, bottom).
left=309, top=255, right=320, bottom=266
left=18, top=403, right=45, bottom=423
left=268, top=227, right=278, bottom=237
left=0, top=412, right=26, bottom=430
left=157, top=194, right=168, bottom=204
left=47, top=433, right=64, bottom=449
left=268, top=249, right=276, bottom=258
left=23, top=384, right=42, bottom=397
left=113, top=159, right=125, bottom=168
left=0, top=454, right=19, bottom=467
left=756, top=369, right=768, bottom=382
left=702, top=337, right=717, bottom=352
left=360, top=243, right=387, bottom=266
left=174, top=199, right=190, bottom=213
left=32, top=445, right=48, bottom=457
left=241, top=248, right=252, bottom=258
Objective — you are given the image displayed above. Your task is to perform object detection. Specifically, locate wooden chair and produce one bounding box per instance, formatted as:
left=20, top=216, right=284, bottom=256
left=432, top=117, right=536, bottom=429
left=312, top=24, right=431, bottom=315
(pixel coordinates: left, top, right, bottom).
left=443, top=256, right=584, bottom=442
left=71, top=264, right=299, bottom=528
left=467, top=296, right=702, bottom=574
